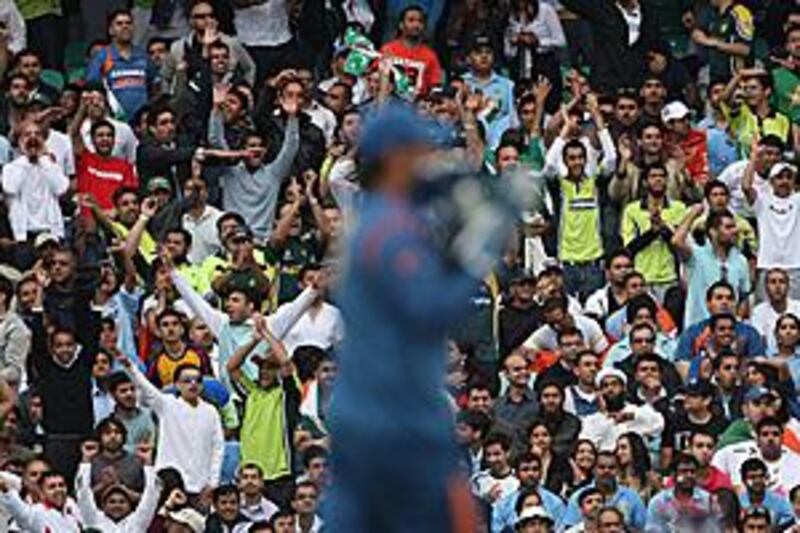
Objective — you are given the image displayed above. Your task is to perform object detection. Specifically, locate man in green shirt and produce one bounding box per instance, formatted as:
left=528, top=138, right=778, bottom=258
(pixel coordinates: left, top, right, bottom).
left=771, top=25, right=800, bottom=125
left=622, top=163, right=687, bottom=301
left=542, top=95, right=617, bottom=300
left=227, top=314, right=299, bottom=506
left=689, top=0, right=753, bottom=83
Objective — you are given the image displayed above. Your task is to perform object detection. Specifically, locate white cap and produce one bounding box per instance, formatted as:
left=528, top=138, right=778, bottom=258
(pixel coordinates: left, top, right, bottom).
left=596, top=367, right=628, bottom=388
left=661, top=101, right=691, bottom=123
left=167, top=508, right=206, bottom=533
left=33, top=232, right=59, bottom=249
left=768, top=162, right=797, bottom=180
left=516, top=506, right=553, bottom=526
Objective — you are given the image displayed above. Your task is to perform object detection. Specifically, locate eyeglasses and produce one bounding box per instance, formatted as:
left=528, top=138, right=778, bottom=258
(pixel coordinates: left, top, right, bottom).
left=192, top=12, right=214, bottom=20
left=179, top=375, right=202, bottom=384
left=632, top=337, right=655, bottom=344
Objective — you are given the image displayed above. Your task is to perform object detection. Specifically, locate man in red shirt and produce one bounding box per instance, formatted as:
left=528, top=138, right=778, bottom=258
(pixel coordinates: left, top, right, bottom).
left=379, top=5, right=443, bottom=96
left=70, top=95, right=138, bottom=212
left=662, top=100, right=710, bottom=186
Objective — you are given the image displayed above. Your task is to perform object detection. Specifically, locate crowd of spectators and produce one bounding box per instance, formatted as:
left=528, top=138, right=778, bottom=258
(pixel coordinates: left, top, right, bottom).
left=0, top=0, right=794, bottom=532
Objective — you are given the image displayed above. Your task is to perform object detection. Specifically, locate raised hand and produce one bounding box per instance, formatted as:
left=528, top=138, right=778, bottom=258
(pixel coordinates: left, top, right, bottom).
left=81, top=440, right=100, bottom=463
left=140, top=196, right=158, bottom=218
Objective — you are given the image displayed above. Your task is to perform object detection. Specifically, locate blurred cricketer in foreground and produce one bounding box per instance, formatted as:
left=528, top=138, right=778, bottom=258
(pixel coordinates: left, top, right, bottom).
left=326, top=103, right=531, bottom=532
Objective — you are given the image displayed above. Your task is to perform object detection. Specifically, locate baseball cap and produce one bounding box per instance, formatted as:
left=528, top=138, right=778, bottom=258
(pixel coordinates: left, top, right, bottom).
left=147, top=177, right=172, bottom=193
left=359, top=103, right=447, bottom=164
left=515, top=506, right=553, bottom=526
left=34, top=232, right=59, bottom=249
left=744, top=386, right=776, bottom=403
left=225, top=225, right=254, bottom=243
left=468, top=33, right=493, bottom=52
left=596, top=367, right=627, bottom=388
left=509, top=268, right=537, bottom=285
left=682, top=380, right=714, bottom=398
left=661, top=101, right=691, bottom=123
left=168, top=508, right=206, bottom=533
left=768, top=162, right=797, bottom=180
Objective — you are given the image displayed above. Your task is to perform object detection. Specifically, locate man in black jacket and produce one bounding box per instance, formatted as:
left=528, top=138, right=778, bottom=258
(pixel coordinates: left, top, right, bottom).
left=560, top=0, right=660, bottom=94
left=255, top=74, right=326, bottom=177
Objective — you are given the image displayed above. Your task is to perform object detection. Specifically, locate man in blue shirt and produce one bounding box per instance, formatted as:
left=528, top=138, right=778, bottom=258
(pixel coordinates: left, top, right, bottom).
left=675, top=280, right=764, bottom=363
left=86, top=9, right=159, bottom=121
left=462, top=34, right=516, bottom=150
left=327, top=104, right=524, bottom=532
left=739, top=458, right=795, bottom=528
left=491, top=452, right=564, bottom=533
left=646, top=453, right=714, bottom=532
left=561, top=451, right=647, bottom=530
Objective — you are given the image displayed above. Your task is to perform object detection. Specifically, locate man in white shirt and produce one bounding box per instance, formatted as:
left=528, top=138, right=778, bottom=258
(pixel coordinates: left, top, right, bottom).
left=716, top=134, right=782, bottom=217
left=743, top=151, right=800, bottom=300
left=470, top=433, right=520, bottom=504
left=78, top=84, right=139, bottom=164
left=752, top=268, right=800, bottom=351
left=282, top=264, right=344, bottom=356
left=523, top=295, right=609, bottom=355
left=181, top=176, right=222, bottom=265
left=116, top=354, right=224, bottom=504
left=712, top=416, right=800, bottom=495
left=578, top=368, right=664, bottom=451
left=75, top=441, right=160, bottom=533
left=2, top=120, right=69, bottom=268
left=0, top=471, right=82, bottom=532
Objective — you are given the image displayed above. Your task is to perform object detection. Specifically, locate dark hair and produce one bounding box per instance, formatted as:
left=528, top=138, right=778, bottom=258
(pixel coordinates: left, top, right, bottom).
left=578, top=486, right=603, bottom=507
left=156, top=308, right=187, bottom=329
left=756, top=415, right=783, bottom=435
left=790, top=483, right=800, bottom=502
left=633, top=352, right=661, bottom=372
left=107, top=371, right=133, bottom=393
left=556, top=326, right=583, bottom=344
left=456, top=409, right=491, bottom=436
left=706, top=209, right=735, bottom=234
left=147, top=37, right=170, bottom=51
left=689, top=429, right=717, bottom=446
left=483, top=432, right=511, bottom=452
left=626, top=293, right=657, bottom=324
left=562, top=138, right=587, bottom=162
left=575, top=349, right=599, bottom=366
left=107, top=8, right=133, bottom=28
left=597, top=506, right=625, bottom=524
left=740, top=457, right=767, bottom=479
left=173, top=363, right=202, bottom=383
left=112, top=185, right=139, bottom=206
left=399, top=4, right=426, bottom=22
left=671, top=451, right=699, bottom=473
left=292, top=345, right=327, bottom=382
left=759, top=134, right=785, bottom=152
left=618, top=432, right=651, bottom=486
left=39, top=471, right=65, bottom=487
left=0, top=275, right=13, bottom=307
left=208, top=40, right=230, bottom=54
left=95, top=416, right=128, bottom=442
left=703, top=179, right=729, bottom=199
left=706, top=280, right=734, bottom=301
left=606, top=248, right=632, bottom=266
left=775, top=313, right=800, bottom=338
left=270, top=509, right=296, bottom=525
left=90, top=119, right=115, bottom=139
left=216, top=212, right=246, bottom=232
left=623, top=270, right=645, bottom=286
left=165, top=227, right=193, bottom=249
left=628, top=321, right=656, bottom=343
left=709, top=312, right=737, bottom=331
left=642, top=162, right=667, bottom=182
left=302, top=445, right=328, bottom=469
left=513, top=485, right=543, bottom=515
left=146, top=104, right=175, bottom=128
left=213, top=484, right=239, bottom=501
left=514, top=451, right=542, bottom=470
